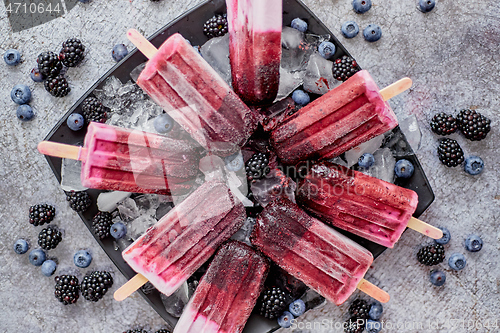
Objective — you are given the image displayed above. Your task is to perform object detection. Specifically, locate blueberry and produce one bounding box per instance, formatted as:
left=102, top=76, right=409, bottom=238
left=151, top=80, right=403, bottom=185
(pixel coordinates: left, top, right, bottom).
left=110, top=222, right=127, bottom=239
left=28, top=248, right=46, bottom=266
left=112, top=44, right=129, bottom=62
left=78, top=0, right=90, bottom=3
left=435, top=227, right=451, bottom=245
left=394, top=159, right=414, bottom=178
left=464, top=156, right=484, bottom=175
left=41, top=259, right=57, bottom=276
left=74, top=249, right=92, bottom=268
left=277, top=311, right=294, bottom=328
left=352, top=0, right=372, bottom=13
left=341, top=21, right=360, bottom=38
left=448, top=253, right=466, bottom=271
left=11, top=84, right=32, bottom=104
left=366, top=319, right=382, bottom=333
left=153, top=113, right=174, bottom=133
left=368, top=301, right=383, bottom=320
left=224, top=152, right=244, bottom=172
left=291, top=18, right=308, bottom=32
left=13, top=239, right=29, bottom=254
left=418, top=0, right=435, bottom=13
left=288, top=299, right=306, bottom=317
left=17, top=104, right=35, bottom=121
left=67, top=113, right=85, bottom=131
left=318, top=41, right=336, bottom=59
left=465, top=234, right=483, bottom=252
left=193, top=45, right=202, bottom=56
left=30, top=68, right=46, bottom=82
left=4, top=49, right=21, bottom=66
left=291, top=89, right=310, bottom=106
left=358, top=153, right=375, bottom=168
left=430, top=270, right=446, bottom=286
left=363, top=24, right=382, bottom=42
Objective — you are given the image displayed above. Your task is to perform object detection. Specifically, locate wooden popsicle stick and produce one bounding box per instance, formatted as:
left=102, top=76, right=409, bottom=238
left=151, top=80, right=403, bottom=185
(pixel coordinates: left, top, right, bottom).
left=114, top=273, right=149, bottom=301
left=380, top=77, right=412, bottom=101
left=127, top=29, right=158, bottom=59
left=407, top=217, right=443, bottom=239
left=357, top=279, right=390, bottom=303
left=37, top=141, right=86, bottom=161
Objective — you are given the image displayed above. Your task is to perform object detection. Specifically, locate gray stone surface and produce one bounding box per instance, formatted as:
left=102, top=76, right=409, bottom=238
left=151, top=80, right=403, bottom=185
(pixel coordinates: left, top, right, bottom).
left=0, top=0, right=499, bottom=332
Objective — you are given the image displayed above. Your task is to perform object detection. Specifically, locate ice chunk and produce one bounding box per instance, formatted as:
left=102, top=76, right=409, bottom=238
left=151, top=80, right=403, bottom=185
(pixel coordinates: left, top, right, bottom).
left=281, top=27, right=329, bottom=72
left=362, top=148, right=396, bottom=183
left=344, top=134, right=385, bottom=167
left=60, top=158, right=88, bottom=191
left=231, top=217, right=256, bottom=245
left=301, top=288, right=326, bottom=310
left=130, top=62, right=146, bottom=82
left=399, top=115, right=422, bottom=152
left=97, top=191, right=132, bottom=212
left=117, top=197, right=140, bottom=222
left=250, top=169, right=296, bottom=207
left=303, top=53, right=339, bottom=95
left=128, top=213, right=157, bottom=241
left=161, top=281, right=190, bottom=318
left=275, top=67, right=305, bottom=102
left=199, top=155, right=225, bottom=182
left=201, top=34, right=232, bottom=87
left=384, top=129, right=414, bottom=157
left=327, top=156, right=348, bottom=168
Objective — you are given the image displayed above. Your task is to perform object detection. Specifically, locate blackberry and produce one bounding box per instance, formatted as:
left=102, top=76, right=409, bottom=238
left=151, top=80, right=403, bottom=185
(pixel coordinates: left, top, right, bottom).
left=417, top=243, right=445, bottom=266
left=44, top=74, right=70, bottom=97
left=92, top=211, right=113, bottom=239
left=203, top=14, right=228, bottom=38
left=344, top=316, right=365, bottom=333
left=430, top=113, right=458, bottom=135
left=59, top=38, right=85, bottom=67
left=65, top=190, right=92, bottom=212
left=124, top=330, right=149, bottom=333
left=38, top=225, right=62, bottom=250
left=37, top=51, right=62, bottom=77
left=332, top=55, right=360, bottom=81
left=81, top=271, right=113, bottom=302
left=245, top=152, right=270, bottom=180
left=155, top=330, right=171, bottom=333
left=54, top=275, right=80, bottom=305
left=437, top=138, right=464, bottom=167
left=348, top=299, right=370, bottom=319
left=81, top=96, right=107, bottom=123
left=258, top=286, right=288, bottom=319
left=29, top=204, right=55, bottom=226
left=456, top=109, right=491, bottom=141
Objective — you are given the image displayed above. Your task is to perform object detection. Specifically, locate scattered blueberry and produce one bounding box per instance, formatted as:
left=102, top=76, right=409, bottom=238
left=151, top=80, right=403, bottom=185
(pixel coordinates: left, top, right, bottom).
left=153, top=113, right=175, bottom=134
left=448, top=253, right=466, bottom=271
left=318, top=41, right=336, bottom=59
left=28, top=248, right=46, bottom=266
left=291, top=89, right=310, bottom=106
left=78, top=0, right=90, bottom=3
left=14, top=239, right=29, bottom=254
left=358, top=153, right=375, bottom=168
left=110, top=222, right=127, bottom=239
left=352, top=0, right=372, bottom=14
left=11, top=84, right=32, bottom=104
left=4, top=49, right=21, bottom=66
left=368, top=301, right=383, bottom=320
left=67, top=113, right=85, bottom=131
left=41, top=259, right=57, bottom=276
left=418, top=0, right=435, bottom=13
left=288, top=299, right=306, bottom=317
left=193, top=45, right=202, bottom=55
left=74, top=249, right=92, bottom=268
left=363, top=24, right=382, bottom=42
left=394, top=159, right=414, bottom=178
left=465, top=234, right=483, bottom=252
left=291, top=18, right=308, bottom=32
left=464, top=156, right=484, bottom=175
left=341, top=21, right=360, bottom=38
left=435, top=227, right=451, bottom=245
left=277, top=311, right=294, bottom=328
left=366, top=319, right=382, bottom=333
left=17, top=104, right=35, bottom=121
left=224, top=152, right=244, bottom=172
left=30, top=68, right=46, bottom=82
left=430, top=270, right=446, bottom=286
left=112, top=44, right=128, bottom=62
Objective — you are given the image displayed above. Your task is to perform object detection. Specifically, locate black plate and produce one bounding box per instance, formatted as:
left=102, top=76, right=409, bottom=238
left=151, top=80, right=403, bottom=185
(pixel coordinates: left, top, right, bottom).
left=42, top=0, right=434, bottom=331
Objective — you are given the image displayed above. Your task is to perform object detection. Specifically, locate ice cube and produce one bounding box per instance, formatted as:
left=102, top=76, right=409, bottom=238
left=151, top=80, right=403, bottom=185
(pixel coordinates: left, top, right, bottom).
left=117, top=197, right=140, bottom=222
left=275, top=67, right=305, bottom=102
left=344, top=134, right=385, bottom=167
left=250, top=169, right=296, bottom=207
left=281, top=27, right=329, bottom=72
left=128, top=213, right=157, bottom=240
left=130, top=62, right=146, bottom=82
left=102, top=76, right=122, bottom=98
left=399, top=115, right=422, bottom=152
left=60, top=158, right=88, bottom=191
left=97, top=191, right=132, bottom=212
left=231, top=217, right=256, bottom=245
left=362, top=148, right=396, bottom=183
left=199, top=155, right=225, bottom=182
left=384, top=129, right=414, bottom=157
left=303, top=53, right=339, bottom=95
left=161, top=281, right=190, bottom=318
left=201, top=34, right=232, bottom=87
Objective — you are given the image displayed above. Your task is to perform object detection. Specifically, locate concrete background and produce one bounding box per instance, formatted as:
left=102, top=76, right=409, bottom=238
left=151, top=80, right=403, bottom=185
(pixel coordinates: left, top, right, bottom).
left=0, top=0, right=499, bottom=332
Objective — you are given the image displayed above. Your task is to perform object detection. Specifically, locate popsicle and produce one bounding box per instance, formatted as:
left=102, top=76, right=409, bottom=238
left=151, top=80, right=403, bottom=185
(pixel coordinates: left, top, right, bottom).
left=173, top=240, right=269, bottom=333
left=129, top=30, right=257, bottom=156
left=250, top=198, right=389, bottom=305
left=116, top=181, right=246, bottom=299
left=37, top=122, right=200, bottom=195
left=226, top=0, right=282, bottom=105
left=296, top=162, right=443, bottom=248
left=270, top=70, right=412, bottom=165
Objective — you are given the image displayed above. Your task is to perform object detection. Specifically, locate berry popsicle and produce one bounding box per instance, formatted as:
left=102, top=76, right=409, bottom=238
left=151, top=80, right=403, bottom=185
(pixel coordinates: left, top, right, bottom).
left=270, top=70, right=412, bottom=165
left=296, top=162, right=443, bottom=247
left=250, top=198, right=389, bottom=305
left=226, top=0, right=282, bottom=105
left=173, top=241, right=269, bottom=333
left=37, top=122, right=200, bottom=195
left=115, top=181, right=246, bottom=300
left=129, top=30, right=257, bottom=156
